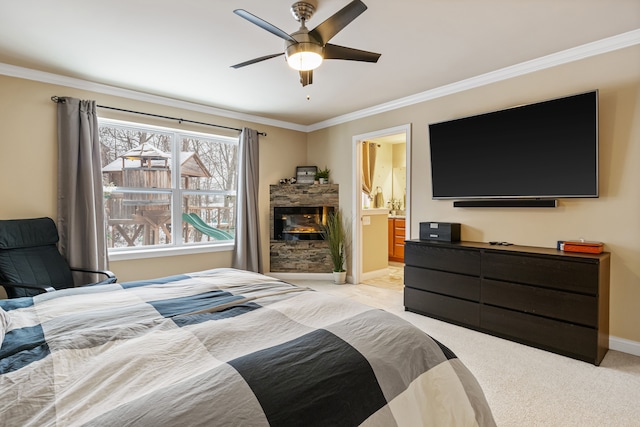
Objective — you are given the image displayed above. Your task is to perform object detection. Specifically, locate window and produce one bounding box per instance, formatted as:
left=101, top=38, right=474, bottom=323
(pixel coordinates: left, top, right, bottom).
left=99, top=119, right=238, bottom=255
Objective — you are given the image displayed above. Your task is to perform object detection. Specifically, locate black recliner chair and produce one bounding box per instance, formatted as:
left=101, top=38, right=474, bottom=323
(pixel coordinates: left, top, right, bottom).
left=0, top=217, right=116, bottom=298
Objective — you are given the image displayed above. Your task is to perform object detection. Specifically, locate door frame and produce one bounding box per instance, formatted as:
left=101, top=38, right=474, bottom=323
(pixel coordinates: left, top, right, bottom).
left=351, top=124, right=411, bottom=284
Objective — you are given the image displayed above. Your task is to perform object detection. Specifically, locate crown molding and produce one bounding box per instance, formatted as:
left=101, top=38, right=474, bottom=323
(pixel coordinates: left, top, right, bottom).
left=0, top=62, right=308, bottom=133
left=307, top=29, right=640, bottom=132
left=2, top=29, right=638, bottom=134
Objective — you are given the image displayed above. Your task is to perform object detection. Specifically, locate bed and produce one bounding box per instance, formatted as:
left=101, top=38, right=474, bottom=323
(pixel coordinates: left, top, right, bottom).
left=0, top=268, right=495, bottom=426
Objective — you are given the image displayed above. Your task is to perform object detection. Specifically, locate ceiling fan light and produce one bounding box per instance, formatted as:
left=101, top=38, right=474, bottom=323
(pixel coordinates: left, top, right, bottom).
left=287, top=51, right=323, bottom=71
left=286, top=42, right=323, bottom=71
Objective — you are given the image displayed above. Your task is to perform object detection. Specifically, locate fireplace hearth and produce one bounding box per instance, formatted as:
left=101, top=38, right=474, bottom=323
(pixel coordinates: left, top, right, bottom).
left=273, top=206, right=334, bottom=240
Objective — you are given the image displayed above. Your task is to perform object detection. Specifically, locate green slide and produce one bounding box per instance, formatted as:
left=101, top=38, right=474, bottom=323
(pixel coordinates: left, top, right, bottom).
left=182, top=213, right=234, bottom=240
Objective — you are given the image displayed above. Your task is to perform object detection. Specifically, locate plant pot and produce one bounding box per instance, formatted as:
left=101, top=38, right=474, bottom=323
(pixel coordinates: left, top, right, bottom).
left=319, top=178, right=327, bottom=184
left=333, top=271, right=346, bottom=284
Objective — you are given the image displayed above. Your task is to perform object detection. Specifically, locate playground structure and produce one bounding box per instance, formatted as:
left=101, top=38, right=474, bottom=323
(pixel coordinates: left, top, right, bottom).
left=103, top=144, right=236, bottom=247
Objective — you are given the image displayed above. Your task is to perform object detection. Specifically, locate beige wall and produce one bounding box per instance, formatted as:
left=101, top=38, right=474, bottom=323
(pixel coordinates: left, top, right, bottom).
left=307, top=45, right=640, bottom=344
left=0, top=74, right=307, bottom=281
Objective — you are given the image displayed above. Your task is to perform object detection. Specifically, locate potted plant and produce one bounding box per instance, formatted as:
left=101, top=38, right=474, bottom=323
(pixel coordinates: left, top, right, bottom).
left=316, top=167, right=330, bottom=184
left=321, top=209, right=347, bottom=284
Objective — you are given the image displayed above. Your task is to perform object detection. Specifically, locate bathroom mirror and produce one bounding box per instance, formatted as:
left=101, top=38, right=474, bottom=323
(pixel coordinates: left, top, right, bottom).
left=392, top=166, right=406, bottom=210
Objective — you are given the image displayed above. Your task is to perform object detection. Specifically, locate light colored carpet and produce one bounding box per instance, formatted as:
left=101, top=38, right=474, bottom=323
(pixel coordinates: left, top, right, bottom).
left=292, top=279, right=640, bottom=427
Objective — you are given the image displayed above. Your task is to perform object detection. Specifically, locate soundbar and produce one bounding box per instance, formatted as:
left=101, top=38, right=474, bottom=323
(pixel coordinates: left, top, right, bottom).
left=453, top=199, right=557, bottom=208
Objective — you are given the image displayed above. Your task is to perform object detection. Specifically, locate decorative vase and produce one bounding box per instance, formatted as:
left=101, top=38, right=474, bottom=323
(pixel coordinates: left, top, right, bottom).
left=333, top=271, right=346, bottom=284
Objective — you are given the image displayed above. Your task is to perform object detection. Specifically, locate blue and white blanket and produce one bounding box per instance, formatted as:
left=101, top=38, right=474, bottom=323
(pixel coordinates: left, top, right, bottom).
left=0, top=268, right=495, bottom=426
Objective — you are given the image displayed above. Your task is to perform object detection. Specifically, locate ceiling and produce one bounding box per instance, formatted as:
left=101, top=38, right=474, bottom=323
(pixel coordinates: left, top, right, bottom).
left=1, top=1, right=639, bottom=127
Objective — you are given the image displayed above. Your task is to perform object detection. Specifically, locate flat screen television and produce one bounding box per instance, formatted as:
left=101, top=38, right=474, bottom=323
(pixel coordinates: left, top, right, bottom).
left=428, top=90, right=599, bottom=201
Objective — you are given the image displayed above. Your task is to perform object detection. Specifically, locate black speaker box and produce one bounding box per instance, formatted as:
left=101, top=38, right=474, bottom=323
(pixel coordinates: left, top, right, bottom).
left=419, top=222, right=461, bottom=242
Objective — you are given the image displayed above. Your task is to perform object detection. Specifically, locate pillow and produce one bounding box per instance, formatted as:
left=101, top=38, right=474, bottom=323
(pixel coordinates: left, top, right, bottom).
left=0, top=306, right=11, bottom=345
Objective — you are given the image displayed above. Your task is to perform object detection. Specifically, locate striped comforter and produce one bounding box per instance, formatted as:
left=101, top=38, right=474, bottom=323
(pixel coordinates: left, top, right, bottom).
left=0, top=268, right=495, bottom=426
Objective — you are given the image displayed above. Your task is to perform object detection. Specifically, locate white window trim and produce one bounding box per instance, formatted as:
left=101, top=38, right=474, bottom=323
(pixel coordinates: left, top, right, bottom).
left=99, top=118, right=238, bottom=260
left=108, top=241, right=234, bottom=261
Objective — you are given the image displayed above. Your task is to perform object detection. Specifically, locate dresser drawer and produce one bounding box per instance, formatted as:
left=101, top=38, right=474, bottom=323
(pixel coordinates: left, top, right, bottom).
left=482, top=305, right=598, bottom=364
left=483, top=252, right=600, bottom=295
left=405, top=242, right=480, bottom=276
left=405, top=287, right=480, bottom=328
left=482, top=279, right=597, bottom=327
left=405, top=266, right=480, bottom=301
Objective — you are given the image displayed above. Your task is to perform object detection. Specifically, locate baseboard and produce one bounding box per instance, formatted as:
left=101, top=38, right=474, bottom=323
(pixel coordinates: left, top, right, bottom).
left=267, top=272, right=333, bottom=281
left=610, top=335, right=640, bottom=357
left=267, top=272, right=355, bottom=284
left=360, top=268, right=390, bottom=281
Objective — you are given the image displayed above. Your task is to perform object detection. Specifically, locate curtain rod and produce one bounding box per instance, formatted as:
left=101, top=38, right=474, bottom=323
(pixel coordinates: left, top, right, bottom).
left=50, top=96, right=266, bottom=136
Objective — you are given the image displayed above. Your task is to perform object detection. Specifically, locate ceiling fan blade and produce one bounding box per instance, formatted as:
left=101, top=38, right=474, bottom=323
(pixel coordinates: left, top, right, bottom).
left=324, top=44, right=381, bottom=62
left=234, top=9, right=297, bottom=43
left=309, top=0, right=367, bottom=45
left=299, top=70, right=313, bottom=87
left=231, top=52, right=284, bottom=69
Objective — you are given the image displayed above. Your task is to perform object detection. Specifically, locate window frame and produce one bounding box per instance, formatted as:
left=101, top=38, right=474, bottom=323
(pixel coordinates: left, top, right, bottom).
left=98, top=118, right=238, bottom=261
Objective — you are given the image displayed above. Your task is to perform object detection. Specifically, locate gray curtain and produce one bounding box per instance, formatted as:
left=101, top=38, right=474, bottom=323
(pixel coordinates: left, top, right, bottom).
left=57, top=97, right=108, bottom=284
left=232, top=128, right=263, bottom=273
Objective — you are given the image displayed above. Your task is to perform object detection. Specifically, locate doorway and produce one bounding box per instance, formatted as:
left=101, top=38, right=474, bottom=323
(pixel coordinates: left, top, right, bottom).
left=351, top=124, right=411, bottom=285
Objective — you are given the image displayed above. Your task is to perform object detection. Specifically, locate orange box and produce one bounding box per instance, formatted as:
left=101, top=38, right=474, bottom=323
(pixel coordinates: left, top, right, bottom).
left=563, top=240, right=604, bottom=254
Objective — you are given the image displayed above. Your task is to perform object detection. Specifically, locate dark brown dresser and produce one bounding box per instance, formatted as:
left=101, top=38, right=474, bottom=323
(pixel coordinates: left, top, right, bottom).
left=404, top=240, right=610, bottom=365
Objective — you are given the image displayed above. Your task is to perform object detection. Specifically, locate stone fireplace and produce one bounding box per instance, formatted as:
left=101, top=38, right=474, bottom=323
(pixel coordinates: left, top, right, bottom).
left=270, top=184, right=338, bottom=272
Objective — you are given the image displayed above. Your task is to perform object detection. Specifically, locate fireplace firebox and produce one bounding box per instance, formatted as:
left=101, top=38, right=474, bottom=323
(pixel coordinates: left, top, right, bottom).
left=274, top=206, right=334, bottom=240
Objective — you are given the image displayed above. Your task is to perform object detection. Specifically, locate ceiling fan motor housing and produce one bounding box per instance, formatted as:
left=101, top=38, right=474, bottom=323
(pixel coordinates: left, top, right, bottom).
left=286, top=29, right=323, bottom=71
left=286, top=29, right=323, bottom=57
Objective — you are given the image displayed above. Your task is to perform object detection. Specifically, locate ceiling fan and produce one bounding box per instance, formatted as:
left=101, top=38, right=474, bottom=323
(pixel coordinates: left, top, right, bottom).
left=231, top=0, right=381, bottom=87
